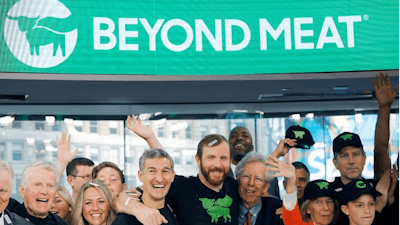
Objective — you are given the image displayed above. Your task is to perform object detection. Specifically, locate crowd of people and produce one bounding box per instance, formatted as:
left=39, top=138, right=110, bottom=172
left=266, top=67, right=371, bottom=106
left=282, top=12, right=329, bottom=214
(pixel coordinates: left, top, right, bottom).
left=0, top=72, right=398, bottom=225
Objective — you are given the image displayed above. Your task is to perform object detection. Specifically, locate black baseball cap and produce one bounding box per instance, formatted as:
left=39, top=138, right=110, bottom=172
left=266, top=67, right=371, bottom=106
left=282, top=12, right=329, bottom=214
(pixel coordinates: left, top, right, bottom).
left=340, top=179, right=382, bottom=205
left=333, top=132, right=363, bottom=154
left=285, top=125, right=315, bottom=149
left=304, top=179, right=337, bottom=201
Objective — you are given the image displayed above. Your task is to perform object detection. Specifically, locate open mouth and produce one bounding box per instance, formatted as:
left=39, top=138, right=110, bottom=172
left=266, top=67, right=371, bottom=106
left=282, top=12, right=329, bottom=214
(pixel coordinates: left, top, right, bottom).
left=51, top=211, right=58, bottom=215
left=91, top=214, right=101, bottom=218
left=245, top=189, right=255, bottom=194
left=37, top=199, right=49, bottom=203
left=235, top=144, right=245, bottom=148
left=152, top=185, right=165, bottom=189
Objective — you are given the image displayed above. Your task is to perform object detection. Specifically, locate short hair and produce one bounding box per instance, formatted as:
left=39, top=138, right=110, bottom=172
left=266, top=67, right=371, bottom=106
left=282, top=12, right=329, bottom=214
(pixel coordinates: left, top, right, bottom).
left=300, top=198, right=340, bottom=224
left=292, top=161, right=310, bottom=182
left=71, top=179, right=117, bottom=225
left=197, top=134, right=232, bottom=159
left=66, top=158, right=94, bottom=176
left=21, top=160, right=59, bottom=189
left=56, top=186, right=73, bottom=225
left=139, top=149, right=174, bottom=171
left=0, top=160, right=14, bottom=188
left=235, top=152, right=274, bottom=185
left=229, top=127, right=253, bottom=141
left=92, top=161, right=126, bottom=184
left=333, top=146, right=365, bottom=160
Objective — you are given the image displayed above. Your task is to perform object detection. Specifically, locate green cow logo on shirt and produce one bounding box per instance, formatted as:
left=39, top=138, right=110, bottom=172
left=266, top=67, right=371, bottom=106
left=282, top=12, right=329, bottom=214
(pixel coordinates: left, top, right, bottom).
left=293, top=130, right=305, bottom=139
left=340, top=134, right=353, bottom=141
left=199, top=195, right=233, bottom=223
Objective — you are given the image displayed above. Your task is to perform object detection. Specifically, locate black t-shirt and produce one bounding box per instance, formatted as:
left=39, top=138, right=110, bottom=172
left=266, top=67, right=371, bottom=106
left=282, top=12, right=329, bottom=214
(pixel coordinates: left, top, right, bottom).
left=165, top=175, right=239, bottom=225
left=12, top=203, right=67, bottom=225
left=112, top=202, right=178, bottom=225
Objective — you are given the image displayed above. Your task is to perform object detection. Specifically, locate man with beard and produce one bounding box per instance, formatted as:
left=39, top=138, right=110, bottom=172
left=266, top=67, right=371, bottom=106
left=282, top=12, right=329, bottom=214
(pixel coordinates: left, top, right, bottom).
left=229, top=127, right=280, bottom=198
left=116, top=134, right=239, bottom=225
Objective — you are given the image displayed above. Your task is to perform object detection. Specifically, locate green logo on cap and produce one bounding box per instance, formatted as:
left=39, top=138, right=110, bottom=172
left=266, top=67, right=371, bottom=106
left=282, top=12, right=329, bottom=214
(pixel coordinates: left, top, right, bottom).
left=316, top=181, right=329, bottom=190
left=356, top=181, right=366, bottom=188
left=293, top=130, right=305, bottom=139
left=340, top=134, right=353, bottom=141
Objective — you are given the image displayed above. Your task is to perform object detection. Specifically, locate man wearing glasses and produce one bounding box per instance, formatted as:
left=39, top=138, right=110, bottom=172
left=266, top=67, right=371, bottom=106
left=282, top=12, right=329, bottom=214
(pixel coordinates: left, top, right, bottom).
left=66, top=158, right=94, bottom=200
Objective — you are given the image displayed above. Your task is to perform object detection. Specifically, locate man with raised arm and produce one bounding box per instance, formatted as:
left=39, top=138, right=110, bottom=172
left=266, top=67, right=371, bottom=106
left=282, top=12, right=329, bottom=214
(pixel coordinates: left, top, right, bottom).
left=229, top=127, right=280, bottom=198
left=112, top=149, right=178, bottom=225
left=116, top=134, right=239, bottom=225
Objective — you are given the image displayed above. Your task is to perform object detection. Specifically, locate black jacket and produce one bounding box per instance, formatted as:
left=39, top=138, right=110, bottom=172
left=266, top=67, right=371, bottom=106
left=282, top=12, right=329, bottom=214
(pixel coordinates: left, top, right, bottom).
left=2, top=209, right=34, bottom=225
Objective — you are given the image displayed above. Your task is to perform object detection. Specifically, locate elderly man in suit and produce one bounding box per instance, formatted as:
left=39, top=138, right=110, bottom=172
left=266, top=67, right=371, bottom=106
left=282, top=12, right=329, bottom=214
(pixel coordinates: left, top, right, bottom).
left=235, top=152, right=283, bottom=225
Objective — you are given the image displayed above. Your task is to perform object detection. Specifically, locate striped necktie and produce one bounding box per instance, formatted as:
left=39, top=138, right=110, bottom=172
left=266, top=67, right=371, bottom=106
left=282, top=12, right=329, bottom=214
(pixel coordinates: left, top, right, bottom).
left=244, top=211, right=252, bottom=225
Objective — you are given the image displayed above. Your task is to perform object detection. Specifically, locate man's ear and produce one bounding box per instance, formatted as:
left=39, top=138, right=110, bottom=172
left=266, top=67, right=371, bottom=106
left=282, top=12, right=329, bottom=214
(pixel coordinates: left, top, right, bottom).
left=19, top=184, right=25, bottom=201
left=122, top=183, right=127, bottom=191
left=333, top=158, right=338, bottom=170
left=341, top=205, right=349, bottom=215
left=195, top=155, right=201, bottom=167
left=171, top=171, right=176, bottom=183
left=263, top=183, right=270, bottom=195
left=67, top=176, right=74, bottom=187
left=138, top=170, right=143, bottom=183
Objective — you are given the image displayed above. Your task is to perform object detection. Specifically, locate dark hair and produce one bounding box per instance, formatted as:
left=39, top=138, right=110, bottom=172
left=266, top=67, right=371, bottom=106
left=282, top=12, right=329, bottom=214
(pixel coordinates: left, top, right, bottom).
left=66, top=158, right=94, bottom=176
left=92, top=161, right=125, bottom=184
left=292, top=161, right=310, bottom=182
left=197, top=134, right=232, bottom=159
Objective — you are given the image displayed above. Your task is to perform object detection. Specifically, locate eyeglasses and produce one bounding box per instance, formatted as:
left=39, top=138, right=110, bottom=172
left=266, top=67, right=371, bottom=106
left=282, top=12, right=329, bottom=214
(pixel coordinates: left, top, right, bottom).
left=71, top=174, right=92, bottom=180
left=241, top=173, right=265, bottom=185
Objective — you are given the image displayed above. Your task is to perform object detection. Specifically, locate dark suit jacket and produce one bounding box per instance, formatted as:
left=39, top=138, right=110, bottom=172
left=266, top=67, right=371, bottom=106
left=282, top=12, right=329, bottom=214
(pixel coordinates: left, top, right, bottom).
left=254, top=197, right=284, bottom=225
left=3, top=209, right=34, bottom=225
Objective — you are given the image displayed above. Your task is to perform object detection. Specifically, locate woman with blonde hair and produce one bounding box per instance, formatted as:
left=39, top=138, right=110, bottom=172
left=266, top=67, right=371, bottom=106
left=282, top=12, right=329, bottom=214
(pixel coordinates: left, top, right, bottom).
left=51, top=186, right=74, bottom=225
left=72, top=179, right=117, bottom=225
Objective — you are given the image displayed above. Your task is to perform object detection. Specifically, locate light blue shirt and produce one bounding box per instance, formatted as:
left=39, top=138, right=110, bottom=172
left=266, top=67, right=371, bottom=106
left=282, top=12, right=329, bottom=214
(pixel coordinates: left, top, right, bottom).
left=238, top=200, right=262, bottom=225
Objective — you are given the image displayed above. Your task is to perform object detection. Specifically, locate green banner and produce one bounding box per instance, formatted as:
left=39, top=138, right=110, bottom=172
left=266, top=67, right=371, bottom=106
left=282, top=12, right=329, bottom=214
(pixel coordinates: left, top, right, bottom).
left=1, top=0, right=398, bottom=75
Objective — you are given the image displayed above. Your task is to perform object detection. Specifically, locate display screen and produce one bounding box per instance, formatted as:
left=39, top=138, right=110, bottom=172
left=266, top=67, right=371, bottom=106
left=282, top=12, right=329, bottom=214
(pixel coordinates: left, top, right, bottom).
left=1, top=0, right=398, bottom=75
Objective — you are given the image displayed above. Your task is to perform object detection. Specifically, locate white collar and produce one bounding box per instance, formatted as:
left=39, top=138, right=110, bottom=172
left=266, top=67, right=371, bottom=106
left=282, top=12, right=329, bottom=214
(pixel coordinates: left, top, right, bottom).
left=0, top=211, right=4, bottom=225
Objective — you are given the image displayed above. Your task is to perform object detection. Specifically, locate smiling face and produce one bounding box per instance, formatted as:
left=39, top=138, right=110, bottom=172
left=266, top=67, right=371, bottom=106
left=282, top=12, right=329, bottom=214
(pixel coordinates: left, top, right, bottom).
left=96, top=167, right=126, bottom=200
left=82, top=187, right=110, bottom=225
left=229, top=127, right=254, bottom=162
left=20, top=168, right=57, bottom=219
left=139, top=157, right=175, bottom=207
left=50, top=192, right=71, bottom=220
left=238, top=161, right=268, bottom=209
left=307, top=197, right=335, bottom=225
left=196, top=141, right=231, bottom=191
left=341, top=194, right=375, bottom=225
left=333, top=146, right=366, bottom=184
left=0, top=170, right=12, bottom=213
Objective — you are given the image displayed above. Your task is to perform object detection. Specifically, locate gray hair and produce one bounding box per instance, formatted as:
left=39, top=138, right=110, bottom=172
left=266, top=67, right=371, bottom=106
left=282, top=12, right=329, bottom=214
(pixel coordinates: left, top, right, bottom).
left=0, top=160, right=14, bottom=189
left=235, top=152, right=274, bottom=185
left=139, top=149, right=174, bottom=171
left=21, top=160, right=59, bottom=188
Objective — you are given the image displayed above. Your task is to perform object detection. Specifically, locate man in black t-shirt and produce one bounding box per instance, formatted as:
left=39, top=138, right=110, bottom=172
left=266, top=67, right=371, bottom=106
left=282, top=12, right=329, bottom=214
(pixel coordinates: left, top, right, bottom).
left=117, top=134, right=239, bottom=225
left=112, top=149, right=178, bottom=225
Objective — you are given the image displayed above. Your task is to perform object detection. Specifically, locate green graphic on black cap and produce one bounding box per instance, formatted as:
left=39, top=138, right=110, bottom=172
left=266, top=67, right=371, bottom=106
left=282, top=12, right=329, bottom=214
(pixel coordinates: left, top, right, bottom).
left=316, top=181, right=329, bottom=190
left=293, top=130, right=305, bottom=139
left=356, top=181, right=366, bottom=188
left=199, top=195, right=232, bottom=223
left=340, top=134, right=353, bottom=141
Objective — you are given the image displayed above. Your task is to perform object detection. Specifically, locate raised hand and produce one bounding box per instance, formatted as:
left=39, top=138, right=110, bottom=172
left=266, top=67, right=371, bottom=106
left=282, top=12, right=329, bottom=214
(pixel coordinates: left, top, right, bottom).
left=266, top=154, right=295, bottom=179
left=56, top=132, right=78, bottom=165
left=126, top=115, right=154, bottom=140
left=373, top=72, right=399, bottom=107
left=271, top=138, right=297, bottom=158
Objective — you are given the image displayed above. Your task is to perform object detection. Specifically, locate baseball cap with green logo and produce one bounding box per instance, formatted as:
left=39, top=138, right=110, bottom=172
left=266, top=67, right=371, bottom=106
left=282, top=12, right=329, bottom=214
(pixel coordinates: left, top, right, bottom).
left=303, top=179, right=337, bottom=201
left=333, top=132, right=363, bottom=154
left=285, top=125, right=315, bottom=149
left=339, top=179, right=382, bottom=205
